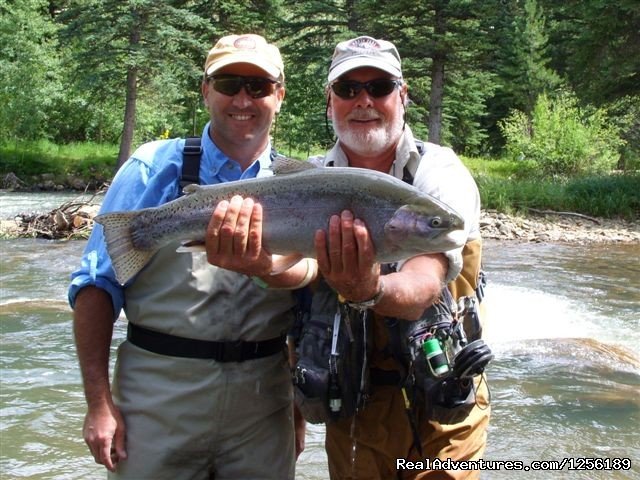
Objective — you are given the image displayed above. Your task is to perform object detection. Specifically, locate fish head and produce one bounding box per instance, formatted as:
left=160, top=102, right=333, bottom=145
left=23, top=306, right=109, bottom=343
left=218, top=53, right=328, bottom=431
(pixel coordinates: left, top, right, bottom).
left=383, top=202, right=465, bottom=255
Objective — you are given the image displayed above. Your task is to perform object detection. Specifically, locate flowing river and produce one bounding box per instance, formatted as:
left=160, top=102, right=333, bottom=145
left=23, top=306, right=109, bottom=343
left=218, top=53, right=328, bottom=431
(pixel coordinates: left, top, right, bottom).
left=1, top=192, right=638, bottom=479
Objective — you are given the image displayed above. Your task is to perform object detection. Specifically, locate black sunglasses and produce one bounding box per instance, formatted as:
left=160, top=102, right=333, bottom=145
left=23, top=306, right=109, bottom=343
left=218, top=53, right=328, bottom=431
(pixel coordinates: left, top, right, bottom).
left=208, top=75, right=280, bottom=99
left=330, top=78, right=401, bottom=99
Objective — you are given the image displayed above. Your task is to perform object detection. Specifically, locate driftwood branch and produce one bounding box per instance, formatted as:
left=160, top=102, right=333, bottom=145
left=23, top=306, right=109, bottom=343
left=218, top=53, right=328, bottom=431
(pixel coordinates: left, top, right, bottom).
left=526, top=207, right=601, bottom=225
left=12, top=189, right=105, bottom=239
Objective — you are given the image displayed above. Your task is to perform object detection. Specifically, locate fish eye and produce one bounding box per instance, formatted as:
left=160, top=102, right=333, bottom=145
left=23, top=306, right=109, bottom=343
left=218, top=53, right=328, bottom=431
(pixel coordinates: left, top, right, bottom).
left=430, top=217, right=443, bottom=228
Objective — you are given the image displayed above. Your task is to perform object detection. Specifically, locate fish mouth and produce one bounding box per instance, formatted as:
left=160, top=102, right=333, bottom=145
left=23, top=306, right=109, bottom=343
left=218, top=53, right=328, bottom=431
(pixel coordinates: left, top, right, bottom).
left=448, top=213, right=465, bottom=231
left=383, top=205, right=465, bottom=252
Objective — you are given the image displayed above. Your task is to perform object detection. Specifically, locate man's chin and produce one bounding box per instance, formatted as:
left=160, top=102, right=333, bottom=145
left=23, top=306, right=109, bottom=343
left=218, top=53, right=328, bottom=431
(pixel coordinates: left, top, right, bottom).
left=340, top=134, right=388, bottom=156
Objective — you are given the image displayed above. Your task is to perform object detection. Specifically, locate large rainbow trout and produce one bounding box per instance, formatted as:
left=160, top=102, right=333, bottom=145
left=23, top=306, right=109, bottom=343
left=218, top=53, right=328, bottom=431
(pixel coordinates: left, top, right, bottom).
left=96, top=158, right=465, bottom=284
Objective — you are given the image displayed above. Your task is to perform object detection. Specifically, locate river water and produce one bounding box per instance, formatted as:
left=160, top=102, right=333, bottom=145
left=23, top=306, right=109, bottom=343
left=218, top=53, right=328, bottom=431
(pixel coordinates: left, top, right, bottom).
left=1, top=193, right=639, bottom=479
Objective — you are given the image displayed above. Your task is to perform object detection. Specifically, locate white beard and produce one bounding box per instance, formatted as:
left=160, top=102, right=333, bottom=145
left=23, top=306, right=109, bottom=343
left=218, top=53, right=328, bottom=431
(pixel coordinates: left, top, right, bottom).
left=333, top=107, right=404, bottom=156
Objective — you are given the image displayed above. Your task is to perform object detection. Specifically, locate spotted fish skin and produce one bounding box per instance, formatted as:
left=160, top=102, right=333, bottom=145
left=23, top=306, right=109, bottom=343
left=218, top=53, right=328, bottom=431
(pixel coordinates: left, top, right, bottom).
left=95, top=159, right=465, bottom=285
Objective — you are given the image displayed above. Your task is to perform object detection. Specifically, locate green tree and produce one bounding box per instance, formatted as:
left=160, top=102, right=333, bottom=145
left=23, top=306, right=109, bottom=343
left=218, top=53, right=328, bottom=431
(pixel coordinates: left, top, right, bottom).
left=0, top=0, right=62, bottom=141
left=358, top=0, right=497, bottom=153
left=500, top=93, right=622, bottom=177
left=59, top=0, right=210, bottom=168
left=482, top=0, right=561, bottom=153
left=543, top=0, right=639, bottom=169
left=544, top=0, right=639, bottom=104
left=275, top=0, right=355, bottom=151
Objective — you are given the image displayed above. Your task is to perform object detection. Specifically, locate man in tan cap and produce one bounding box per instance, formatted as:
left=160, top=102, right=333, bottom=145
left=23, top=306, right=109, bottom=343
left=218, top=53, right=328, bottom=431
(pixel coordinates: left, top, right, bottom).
left=295, top=36, right=491, bottom=479
left=70, top=34, right=310, bottom=479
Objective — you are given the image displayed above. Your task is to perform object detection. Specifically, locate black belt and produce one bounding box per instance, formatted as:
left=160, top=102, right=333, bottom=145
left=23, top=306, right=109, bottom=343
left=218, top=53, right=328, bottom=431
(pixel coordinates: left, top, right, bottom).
left=127, top=323, right=285, bottom=362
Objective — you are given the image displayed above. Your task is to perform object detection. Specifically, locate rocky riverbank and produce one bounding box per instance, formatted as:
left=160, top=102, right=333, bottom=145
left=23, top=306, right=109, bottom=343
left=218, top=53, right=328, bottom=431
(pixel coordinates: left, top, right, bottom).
left=480, top=210, right=639, bottom=243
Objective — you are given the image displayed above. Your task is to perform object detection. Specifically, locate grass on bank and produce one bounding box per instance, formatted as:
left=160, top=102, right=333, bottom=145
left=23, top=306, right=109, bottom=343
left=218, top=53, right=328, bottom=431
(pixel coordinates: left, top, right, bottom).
left=1, top=140, right=638, bottom=220
left=0, top=139, right=117, bottom=181
left=462, top=156, right=640, bottom=219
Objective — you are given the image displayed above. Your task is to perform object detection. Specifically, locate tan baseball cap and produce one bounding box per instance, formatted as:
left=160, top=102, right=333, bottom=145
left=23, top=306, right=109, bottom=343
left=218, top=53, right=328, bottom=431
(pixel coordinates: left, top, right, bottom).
left=328, top=36, right=402, bottom=82
left=204, top=34, right=284, bottom=81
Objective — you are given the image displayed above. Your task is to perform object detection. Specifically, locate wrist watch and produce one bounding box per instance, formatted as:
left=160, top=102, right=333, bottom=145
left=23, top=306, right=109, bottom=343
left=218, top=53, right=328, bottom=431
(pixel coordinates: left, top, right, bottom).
left=345, top=279, right=385, bottom=311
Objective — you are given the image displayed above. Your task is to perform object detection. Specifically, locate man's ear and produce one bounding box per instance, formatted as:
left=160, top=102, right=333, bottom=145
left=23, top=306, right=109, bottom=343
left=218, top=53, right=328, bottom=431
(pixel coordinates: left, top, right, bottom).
left=201, top=80, right=209, bottom=107
left=275, top=86, right=285, bottom=113
left=400, top=83, right=409, bottom=106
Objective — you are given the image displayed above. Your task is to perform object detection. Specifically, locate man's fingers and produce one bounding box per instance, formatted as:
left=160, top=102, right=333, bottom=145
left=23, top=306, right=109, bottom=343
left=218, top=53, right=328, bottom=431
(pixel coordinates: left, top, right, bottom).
left=314, top=229, right=330, bottom=273
left=246, top=202, right=263, bottom=260
left=113, top=421, right=127, bottom=462
left=354, top=218, right=376, bottom=268
left=97, top=438, right=115, bottom=471
left=206, top=200, right=229, bottom=254
left=232, top=197, right=254, bottom=255
left=339, top=210, right=358, bottom=272
left=218, top=195, right=243, bottom=255
left=328, top=214, right=342, bottom=272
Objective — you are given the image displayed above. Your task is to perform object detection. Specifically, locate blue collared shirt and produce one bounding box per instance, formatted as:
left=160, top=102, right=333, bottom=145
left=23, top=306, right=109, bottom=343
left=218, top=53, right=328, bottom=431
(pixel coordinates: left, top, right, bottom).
left=68, top=121, right=275, bottom=318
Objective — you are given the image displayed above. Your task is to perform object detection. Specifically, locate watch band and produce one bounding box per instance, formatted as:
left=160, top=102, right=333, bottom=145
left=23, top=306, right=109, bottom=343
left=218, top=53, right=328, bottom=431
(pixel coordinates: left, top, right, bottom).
left=345, top=278, right=385, bottom=311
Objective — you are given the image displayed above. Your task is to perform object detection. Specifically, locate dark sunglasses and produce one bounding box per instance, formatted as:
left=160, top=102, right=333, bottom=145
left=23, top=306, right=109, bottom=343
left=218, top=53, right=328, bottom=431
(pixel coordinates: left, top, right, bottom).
left=208, top=75, right=280, bottom=99
left=330, top=78, right=401, bottom=99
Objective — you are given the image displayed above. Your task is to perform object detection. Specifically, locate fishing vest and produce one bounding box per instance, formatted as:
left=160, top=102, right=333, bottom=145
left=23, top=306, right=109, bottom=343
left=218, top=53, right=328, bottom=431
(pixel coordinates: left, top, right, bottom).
left=292, top=140, right=492, bottom=424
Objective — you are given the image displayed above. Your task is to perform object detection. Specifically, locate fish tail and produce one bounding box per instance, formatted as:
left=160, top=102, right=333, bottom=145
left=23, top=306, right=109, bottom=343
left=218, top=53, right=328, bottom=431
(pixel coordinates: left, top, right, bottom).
left=94, top=212, right=155, bottom=285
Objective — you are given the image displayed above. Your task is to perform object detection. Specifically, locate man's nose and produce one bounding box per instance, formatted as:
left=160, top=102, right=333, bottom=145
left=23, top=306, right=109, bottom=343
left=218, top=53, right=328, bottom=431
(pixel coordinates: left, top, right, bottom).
left=353, top=89, right=375, bottom=108
left=231, top=88, right=253, bottom=108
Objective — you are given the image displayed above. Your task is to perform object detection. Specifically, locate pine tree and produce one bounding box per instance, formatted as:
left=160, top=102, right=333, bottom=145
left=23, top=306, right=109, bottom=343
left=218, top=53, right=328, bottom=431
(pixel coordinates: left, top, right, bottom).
left=275, top=0, right=356, bottom=153
left=356, top=0, right=496, bottom=153
left=544, top=0, right=640, bottom=104
left=482, top=0, right=560, bottom=152
left=59, top=0, right=210, bottom=168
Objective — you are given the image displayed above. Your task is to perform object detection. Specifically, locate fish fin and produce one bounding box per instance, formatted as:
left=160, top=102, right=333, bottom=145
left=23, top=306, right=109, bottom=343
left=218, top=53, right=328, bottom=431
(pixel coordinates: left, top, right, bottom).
left=95, top=212, right=157, bottom=285
left=270, top=253, right=304, bottom=275
left=176, top=240, right=206, bottom=253
left=271, top=157, right=317, bottom=175
left=182, top=184, right=202, bottom=195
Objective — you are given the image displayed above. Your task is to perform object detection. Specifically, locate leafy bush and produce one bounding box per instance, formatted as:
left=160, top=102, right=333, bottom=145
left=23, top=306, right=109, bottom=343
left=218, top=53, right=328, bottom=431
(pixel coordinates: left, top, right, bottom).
left=500, top=92, right=623, bottom=177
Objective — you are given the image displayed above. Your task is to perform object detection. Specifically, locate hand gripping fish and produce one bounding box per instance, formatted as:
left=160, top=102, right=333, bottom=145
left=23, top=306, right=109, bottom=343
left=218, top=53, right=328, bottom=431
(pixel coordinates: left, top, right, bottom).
left=95, top=158, right=465, bottom=285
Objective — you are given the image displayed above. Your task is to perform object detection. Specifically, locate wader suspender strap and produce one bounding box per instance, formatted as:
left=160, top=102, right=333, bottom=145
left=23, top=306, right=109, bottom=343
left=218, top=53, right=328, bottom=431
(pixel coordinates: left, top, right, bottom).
left=179, top=136, right=278, bottom=195
left=400, top=140, right=424, bottom=184
left=180, top=136, right=202, bottom=195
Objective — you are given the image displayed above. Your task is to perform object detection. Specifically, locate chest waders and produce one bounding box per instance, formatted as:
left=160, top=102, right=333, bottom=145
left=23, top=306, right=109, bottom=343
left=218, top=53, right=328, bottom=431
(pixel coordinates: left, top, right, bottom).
left=125, top=137, right=290, bottom=362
